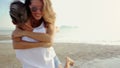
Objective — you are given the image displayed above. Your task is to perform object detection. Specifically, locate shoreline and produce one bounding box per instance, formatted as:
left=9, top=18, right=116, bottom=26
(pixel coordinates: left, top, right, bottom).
left=1, top=43, right=120, bottom=68
left=0, top=35, right=11, bottom=40
left=1, top=34, right=120, bottom=45
left=1, top=35, right=120, bottom=68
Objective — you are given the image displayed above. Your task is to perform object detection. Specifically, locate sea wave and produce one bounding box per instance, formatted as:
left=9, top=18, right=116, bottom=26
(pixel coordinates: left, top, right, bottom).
left=1, top=26, right=120, bottom=45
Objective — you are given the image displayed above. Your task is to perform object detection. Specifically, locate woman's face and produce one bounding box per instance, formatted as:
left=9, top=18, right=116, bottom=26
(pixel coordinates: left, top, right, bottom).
left=29, top=0, right=43, bottom=20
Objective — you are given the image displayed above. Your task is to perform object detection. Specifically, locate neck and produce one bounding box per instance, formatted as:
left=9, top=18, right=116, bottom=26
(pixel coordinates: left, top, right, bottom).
left=30, top=18, right=43, bottom=28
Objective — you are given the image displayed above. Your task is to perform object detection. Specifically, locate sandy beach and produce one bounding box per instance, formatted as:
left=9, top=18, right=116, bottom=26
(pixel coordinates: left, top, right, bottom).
left=1, top=36, right=120, bottom=68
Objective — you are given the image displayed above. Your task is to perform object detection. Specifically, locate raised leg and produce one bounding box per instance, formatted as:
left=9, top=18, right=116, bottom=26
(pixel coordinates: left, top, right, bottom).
left=64, top=57, right=74, bottom=68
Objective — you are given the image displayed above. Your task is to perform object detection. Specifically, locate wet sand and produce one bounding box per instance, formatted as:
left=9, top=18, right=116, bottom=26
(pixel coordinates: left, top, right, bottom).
left=1, top=35, right=120, bottom=68
left=54, top=43, right=120, bottom=68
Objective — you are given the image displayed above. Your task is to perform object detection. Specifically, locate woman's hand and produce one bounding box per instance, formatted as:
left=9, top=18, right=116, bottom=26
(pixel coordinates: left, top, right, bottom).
left=12, top=20, right=33, bottom=38
left=21, top=20, right=33, bottom=31
left=12, top=27, right=25, bottom=38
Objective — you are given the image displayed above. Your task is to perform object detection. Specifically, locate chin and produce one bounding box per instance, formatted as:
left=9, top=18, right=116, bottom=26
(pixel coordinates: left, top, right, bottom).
left=34, top=17, right=42, bottom=20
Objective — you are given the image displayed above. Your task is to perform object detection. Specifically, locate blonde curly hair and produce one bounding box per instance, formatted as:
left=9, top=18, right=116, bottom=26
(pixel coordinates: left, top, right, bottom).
left=25, top=0, right=56, bottom=24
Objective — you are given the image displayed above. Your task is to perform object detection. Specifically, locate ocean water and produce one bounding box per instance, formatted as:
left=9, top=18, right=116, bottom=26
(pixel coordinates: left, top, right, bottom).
left=54, top=26, right=120, bottom=45
left=0, top=29, right=13, bottom=35
left=0, top=26, right=120, bottom=45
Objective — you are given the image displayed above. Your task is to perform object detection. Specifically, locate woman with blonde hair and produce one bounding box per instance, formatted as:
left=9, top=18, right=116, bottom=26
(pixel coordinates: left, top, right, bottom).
left=11, top=0, right=74, bottom=68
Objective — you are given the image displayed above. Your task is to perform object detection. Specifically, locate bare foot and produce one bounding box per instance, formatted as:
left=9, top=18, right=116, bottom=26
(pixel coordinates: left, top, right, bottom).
left=66, top=57, right=74, bottom=66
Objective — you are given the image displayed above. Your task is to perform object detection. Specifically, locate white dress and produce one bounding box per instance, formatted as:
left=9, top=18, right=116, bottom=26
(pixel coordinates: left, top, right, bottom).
left=15, top=23, right=56, bottom=68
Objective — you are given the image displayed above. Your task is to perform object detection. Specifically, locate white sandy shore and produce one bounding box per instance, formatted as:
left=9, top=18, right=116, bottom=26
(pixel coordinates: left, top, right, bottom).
left=1, top=43, right=120, bottom=68
left=1, top=35, right=120, bottom=68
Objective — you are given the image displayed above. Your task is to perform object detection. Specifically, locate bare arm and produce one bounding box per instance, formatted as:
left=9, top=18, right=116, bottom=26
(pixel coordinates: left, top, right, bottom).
left=12, top=37, right=52, bottom=49
left=12, top=26, right=53, bottom=49
left=22, top=23, right=55, bottom=42
left=12, top=23, right=56, bottom=42
left=12, top=23, right=55, bottom=49
left=13, top=40, right=52, bottom=49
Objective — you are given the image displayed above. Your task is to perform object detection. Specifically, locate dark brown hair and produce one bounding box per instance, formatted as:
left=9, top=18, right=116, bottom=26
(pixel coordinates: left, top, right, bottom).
left=9, top=1, right=28, bottom=25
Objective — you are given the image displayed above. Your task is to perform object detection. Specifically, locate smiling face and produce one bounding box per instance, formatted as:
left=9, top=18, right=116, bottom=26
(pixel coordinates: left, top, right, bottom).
left=29, top=0, right=43, bottom=20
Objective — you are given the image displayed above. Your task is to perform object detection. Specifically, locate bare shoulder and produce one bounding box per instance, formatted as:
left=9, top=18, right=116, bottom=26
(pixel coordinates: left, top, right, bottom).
left=46, top=23, right=55, bottom=35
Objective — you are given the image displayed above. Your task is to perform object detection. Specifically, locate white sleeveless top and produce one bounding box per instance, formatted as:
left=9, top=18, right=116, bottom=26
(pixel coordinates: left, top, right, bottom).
left=15, top=23, right=56, bottom=68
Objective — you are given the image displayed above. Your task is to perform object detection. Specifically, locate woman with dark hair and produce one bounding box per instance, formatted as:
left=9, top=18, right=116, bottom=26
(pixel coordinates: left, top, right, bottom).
left=11, top=0, right=74, bottom=68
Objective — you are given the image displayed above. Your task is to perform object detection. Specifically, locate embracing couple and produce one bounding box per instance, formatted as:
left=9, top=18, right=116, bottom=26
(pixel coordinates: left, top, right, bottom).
left=9, top=0, right=74, bottom=68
